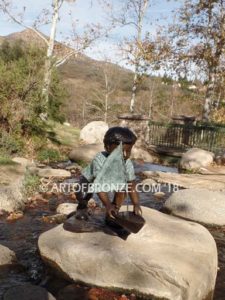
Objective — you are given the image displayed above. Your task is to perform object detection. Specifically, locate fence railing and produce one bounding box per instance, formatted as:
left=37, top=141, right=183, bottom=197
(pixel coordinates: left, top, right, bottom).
left=147, top=121, right=225, bottom=152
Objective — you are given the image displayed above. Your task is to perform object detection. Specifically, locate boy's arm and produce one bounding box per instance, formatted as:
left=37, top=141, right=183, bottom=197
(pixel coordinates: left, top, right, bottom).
left=97, top=192, right=118, bottom=218
left=128, top=181, right=142, bottom=215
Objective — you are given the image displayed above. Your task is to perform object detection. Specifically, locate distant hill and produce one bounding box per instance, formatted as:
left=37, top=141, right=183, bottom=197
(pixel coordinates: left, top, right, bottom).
left=0, top=29, right=203, bottom=127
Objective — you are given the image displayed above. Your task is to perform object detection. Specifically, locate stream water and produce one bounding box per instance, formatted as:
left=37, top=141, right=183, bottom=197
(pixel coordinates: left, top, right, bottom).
left=0, top=162, right=224, bottom=300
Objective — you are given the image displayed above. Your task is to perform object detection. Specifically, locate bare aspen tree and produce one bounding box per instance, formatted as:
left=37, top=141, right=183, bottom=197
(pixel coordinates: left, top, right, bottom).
left=129, top=0, right=149, bottom=113
left=41, top=0, right=62, bottom=116
left=86, top=60, right=119, bottom=123
left=101, top=0, right=150, bottom=113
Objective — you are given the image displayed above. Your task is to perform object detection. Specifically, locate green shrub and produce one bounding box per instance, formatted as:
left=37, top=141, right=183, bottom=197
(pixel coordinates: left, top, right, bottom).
left=37, top=148, right=67, bottom=163
left=0, top=40, right=67, bottom=156
left=0, top=130, right=24, bottom=154
left=0, top=155, right=17, bottom=165
left=22, top=173, right=40, bottom=197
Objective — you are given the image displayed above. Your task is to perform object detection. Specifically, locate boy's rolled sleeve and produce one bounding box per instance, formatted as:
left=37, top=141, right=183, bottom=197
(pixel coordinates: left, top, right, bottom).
left=82, top=152, right=105, bottom=182
left=125, top=159, right=136, bottom=181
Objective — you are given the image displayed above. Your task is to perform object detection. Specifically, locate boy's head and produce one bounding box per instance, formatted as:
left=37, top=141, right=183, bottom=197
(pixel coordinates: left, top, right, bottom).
left=103, top=127, right=137, bottom=159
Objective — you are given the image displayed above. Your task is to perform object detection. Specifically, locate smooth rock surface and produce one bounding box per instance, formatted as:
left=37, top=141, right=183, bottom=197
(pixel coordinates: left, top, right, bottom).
left=80, top=121, right=108, bottom=144
left=0, top=245, right=16, bottom=266
left=38, top=207, right=217, bottom=300
left=38, top=168, right=71, bottom=178
left=12, top=157, right=32, bottom=168
left=56, top=203, right=77, bottom=215
left=142, top=170, right=225, bottom=191
left=0, top=165, right=25, bottom=212
left=69, top=143, right=104, bottom=162
left=130, top=146, right=153, bottom=162
left=141, top=178, right=157, bottom=187
left=3, top=284, right=55, bottom=300
left=179, top=148, right=214, bottom=171
left=164, top=188, right=225, bottom=226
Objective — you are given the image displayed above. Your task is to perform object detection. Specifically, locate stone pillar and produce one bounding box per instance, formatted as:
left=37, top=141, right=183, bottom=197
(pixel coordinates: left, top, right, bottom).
left=118, top=114, right=150, bottom=148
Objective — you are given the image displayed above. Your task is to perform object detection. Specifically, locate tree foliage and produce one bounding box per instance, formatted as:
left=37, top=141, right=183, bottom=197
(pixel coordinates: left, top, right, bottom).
left=165, top=0, right=225, bottom=121
left=0, top=40, right=66, bottom=154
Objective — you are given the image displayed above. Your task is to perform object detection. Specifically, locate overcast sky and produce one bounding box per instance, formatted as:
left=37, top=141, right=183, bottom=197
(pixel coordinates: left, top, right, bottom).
left=0, top=0, right=182, bottom=66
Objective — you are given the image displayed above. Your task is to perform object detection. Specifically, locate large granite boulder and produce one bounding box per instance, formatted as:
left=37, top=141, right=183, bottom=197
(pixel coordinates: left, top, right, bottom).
left=38, top=207, right=217, bottom=300
left=164, top=188, right=225, bottom=226
left=0, top=245, right=16, bottom=267
left=80, top=121, right=108, bottom=144
left=69, top=143, right=104, bottom=163
left=179, top=148, right=214, bottom=171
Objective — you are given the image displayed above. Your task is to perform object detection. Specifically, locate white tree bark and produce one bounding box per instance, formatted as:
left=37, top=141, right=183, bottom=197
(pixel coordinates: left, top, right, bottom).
left=42, top=0, right=61, bottom=110
left=203, top=72, right=215, bottom=122
left=129, top=0, right=149, bottom=113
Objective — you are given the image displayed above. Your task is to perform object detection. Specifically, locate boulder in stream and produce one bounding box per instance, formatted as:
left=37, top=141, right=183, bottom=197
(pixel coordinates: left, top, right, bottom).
left=0, top=245, right=16, bottom=267
left=80, top=121, right=108, bottom=144
left=164, top=188, right=225, bottom=226
left=69, top=143, right=104, bottom=163
left=38, top=206, right=217, bottom=300
left=179, top=148, right=214, bottom=171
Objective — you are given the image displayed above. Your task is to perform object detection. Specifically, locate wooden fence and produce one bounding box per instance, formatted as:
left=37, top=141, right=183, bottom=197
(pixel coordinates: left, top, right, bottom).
left=147, top=121, right=225, bottom=152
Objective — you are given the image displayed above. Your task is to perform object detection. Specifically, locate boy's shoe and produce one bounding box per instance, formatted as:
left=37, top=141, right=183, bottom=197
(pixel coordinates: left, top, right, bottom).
left=75, top=208, right=89, bottom=221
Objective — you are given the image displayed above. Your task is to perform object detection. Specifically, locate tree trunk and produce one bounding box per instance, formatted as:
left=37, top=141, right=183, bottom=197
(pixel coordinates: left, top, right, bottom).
left=130, top=71, right=138, bottom=113
left=129, top=0, right=149, bottom=113
left=42, top=0, right=60, bottom=112
left=104, top=93, right=108, bottom=123
left=202, top=73, right=215, bottom=122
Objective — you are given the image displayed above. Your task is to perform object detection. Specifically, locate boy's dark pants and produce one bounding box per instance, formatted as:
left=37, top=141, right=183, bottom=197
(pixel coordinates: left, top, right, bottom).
left=76, top=176, right=93, bottom=210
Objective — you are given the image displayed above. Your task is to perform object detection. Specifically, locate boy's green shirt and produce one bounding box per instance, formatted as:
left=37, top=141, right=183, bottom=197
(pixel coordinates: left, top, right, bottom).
left=82, top=144, right=135, bottom=192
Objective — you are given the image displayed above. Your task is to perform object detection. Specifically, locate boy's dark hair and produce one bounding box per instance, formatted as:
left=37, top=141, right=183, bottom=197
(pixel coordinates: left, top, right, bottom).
left=103, top=127, right=137, bottom=146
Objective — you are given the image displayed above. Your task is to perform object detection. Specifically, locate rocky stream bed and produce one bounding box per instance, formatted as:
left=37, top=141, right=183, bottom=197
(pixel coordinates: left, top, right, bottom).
left=0, top=162, right=224, bottom=300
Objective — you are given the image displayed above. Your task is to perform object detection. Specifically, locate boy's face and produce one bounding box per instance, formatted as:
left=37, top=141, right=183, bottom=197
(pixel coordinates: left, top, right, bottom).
left=105, top=143, right=134, bottom=160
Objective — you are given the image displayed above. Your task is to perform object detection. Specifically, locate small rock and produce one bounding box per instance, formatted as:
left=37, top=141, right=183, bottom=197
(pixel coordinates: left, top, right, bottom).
left=58, top=284, right=88, bottom=300
left=7, top=211, right=24, bottom=221
left=66, top=164, right=82, bottom=171
left=153, top=192, right=165, bottom=198
left=37, top=163, right=46, bottom=168
left=0, top=245, right=17, bottom=267
left=31, top=193, right=48, bottom=203
left=88, top=198, right=97, bottom=208
left=42, top=214, right=67, bottom=224
left=3, top=284, right=55, bottom=300
left=56, top=203, right=77, bottom=215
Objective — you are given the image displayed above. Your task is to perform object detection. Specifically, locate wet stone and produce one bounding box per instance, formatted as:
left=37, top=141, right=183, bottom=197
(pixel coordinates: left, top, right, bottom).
left=3, top=284, right=55, bottom=300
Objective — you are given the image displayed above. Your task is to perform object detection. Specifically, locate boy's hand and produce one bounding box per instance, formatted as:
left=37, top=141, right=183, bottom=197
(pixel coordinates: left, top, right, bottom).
left=133, top=203, right=142, bottom=216
left=106, top=203, right=118, bottom=219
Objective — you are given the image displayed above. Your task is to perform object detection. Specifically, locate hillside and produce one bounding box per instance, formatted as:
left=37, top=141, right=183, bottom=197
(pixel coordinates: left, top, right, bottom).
left=0, top=29, right=203, bottom=127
